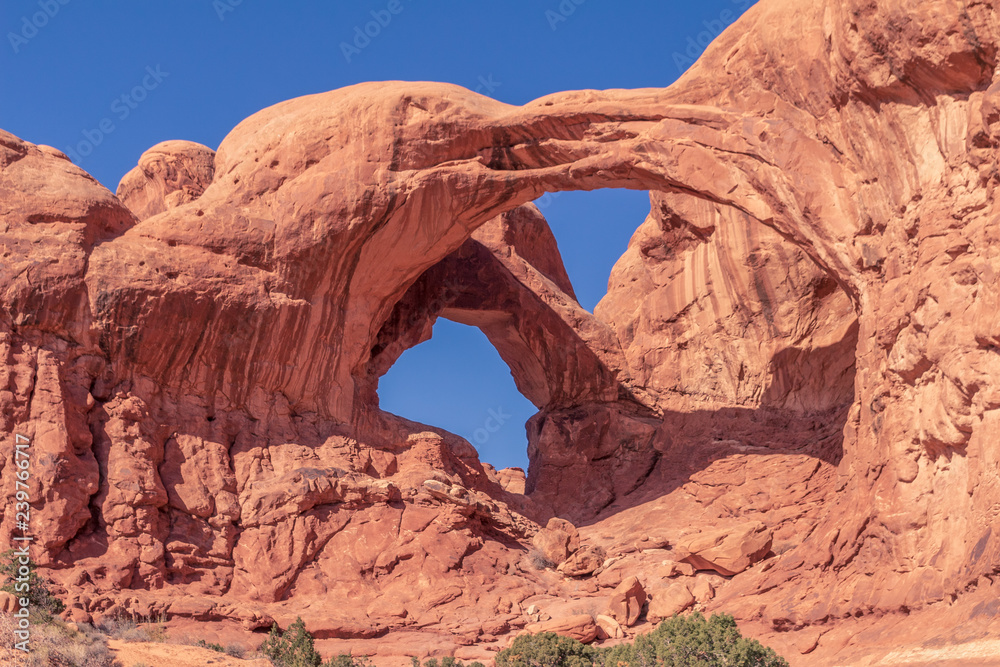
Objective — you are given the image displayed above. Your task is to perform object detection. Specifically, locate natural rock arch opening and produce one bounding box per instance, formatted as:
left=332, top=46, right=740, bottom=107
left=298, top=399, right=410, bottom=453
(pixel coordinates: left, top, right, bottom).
left=89, top=83, right=868, bottom=534
left=533, top=188, right=654, bottom=313
left=512, top=188, right=858, bottom=521
left=359, top=179, right=860, bottom=521
left=377, top=317, right=536, bottom=471
left=376, top=188, right=656, bottom=473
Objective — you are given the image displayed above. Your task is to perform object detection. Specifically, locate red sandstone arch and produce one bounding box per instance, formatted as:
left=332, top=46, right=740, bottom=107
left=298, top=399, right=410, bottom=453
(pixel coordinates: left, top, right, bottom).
left=2, top=0, right=999, bottom=659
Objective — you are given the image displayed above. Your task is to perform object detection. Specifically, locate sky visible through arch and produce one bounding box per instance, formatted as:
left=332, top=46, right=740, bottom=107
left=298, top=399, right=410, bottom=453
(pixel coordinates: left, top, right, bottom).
left=0, top=0, right=757, bottom=470
left=378, top=189, right=653, bottom=471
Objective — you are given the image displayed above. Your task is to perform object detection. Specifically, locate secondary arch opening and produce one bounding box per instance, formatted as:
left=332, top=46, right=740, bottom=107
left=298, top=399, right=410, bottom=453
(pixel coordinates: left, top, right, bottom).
left=534, top=188, right=654, bottom=313
left=367, top=183, right=859, bottom=520
left=377, top=318, right=537, bottom=472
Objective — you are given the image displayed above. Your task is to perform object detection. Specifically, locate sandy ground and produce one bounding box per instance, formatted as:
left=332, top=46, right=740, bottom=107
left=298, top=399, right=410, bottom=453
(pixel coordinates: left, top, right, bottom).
left=108, top=639, right=271, bottom=667
left=846, top=638, right=1000, bottom=667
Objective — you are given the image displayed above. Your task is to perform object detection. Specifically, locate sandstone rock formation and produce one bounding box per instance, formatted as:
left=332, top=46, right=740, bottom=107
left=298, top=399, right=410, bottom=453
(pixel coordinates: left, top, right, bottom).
left=659, top=560, right=696, bottom=578
left=2, top=0, right=1000, bottom=664
left=116, top=140, right=216, bottom=222
left=594, top=614, right=624, bottom=641
left=646, top=582, right=695, bottom=624
left=675, top=522, right=773, bottom=576
left=557, top=545, right=606, bottom=577
left=605, top=576, right=647, bottom=628
left=523, top=614, right=599, bottom=644
left=531, top=518, right=581, bottom=566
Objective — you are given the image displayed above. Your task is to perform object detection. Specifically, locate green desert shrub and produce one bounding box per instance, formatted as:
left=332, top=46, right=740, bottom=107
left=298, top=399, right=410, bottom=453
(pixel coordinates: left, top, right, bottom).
left=262, top=617, right=325, bottom=667
left=411, top=658, right=484, bottom=667
left=262, top=617, right=373, bottom=667
left=328, top=654, right=373, bottom=667
left=492, top=613, right=788, bottom=667
left=599, top=612, right=789, bottom=667
left=196, top=638, right=226, bottom=652
left=0, top=549, right=65, bottom=618
left=496, top=632, right=600, bottom=667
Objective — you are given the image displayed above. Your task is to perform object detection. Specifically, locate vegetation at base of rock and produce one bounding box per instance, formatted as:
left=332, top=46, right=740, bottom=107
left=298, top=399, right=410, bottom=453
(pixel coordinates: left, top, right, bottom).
left=527, top=549, right=556, bottom=571
left=223, top=642, right=248, bottom=658
left=497, top=632, right=601, bottom=667
left=197, top=638, right=226, bottom=652
left=95, top=613, right=169, bottom=642
left=263, top=617, right=372, bottom=667
left=327, top=654, right=373, bottom=667
left=0, top=549, right=65, bottom=618
left=0, top=612, right=117, bottom=666
left=411, top=657, right=485, bottom=667
left=262, top=618, right=324, bottom=667
left=495, top=613, right=788, bottom=667
left=193, top=637, right=247, bottom=658
left=602, top=612, right=789, bottom=666
left=261, top=610, right=786, bottom=667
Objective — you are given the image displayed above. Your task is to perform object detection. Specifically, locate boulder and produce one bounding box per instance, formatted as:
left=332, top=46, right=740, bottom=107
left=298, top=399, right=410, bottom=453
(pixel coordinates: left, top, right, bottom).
left=531, top=518, right=581, bottom=565
left=524, top=614, right=598, bottom=644
left=65, top=607, right=93, bottom=625
left=595, top=613, right=625, bottom=640
left=690, top=578, right=715, bottom=604
left=675, top=522, right=773, bottom=576
left=647, top=582, right=695, bottom=623
left=658, top=560, right=696, bottom=578
left=605, top=576, right=646, bottom=627
left=0, top=592, right=17, bottom=613
left=557, top=545, right=607, bottom=577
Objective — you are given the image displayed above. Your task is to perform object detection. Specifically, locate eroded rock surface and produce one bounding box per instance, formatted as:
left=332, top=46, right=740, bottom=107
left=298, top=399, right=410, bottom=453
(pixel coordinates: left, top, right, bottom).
left=116, top=140, right=216, bottom=222
left=676, top=522, right=773, bottom=576
left=2, top=0, right=1000, bottom=664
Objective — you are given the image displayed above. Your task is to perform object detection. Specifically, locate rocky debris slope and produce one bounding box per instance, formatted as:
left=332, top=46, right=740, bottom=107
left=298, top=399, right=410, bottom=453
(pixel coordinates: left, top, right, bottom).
left=2, top=0, right=1000, bottom=664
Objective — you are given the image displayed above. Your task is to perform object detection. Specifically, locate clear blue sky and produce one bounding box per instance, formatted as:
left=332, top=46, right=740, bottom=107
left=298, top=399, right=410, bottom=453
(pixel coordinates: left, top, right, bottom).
left=1, top=0, right=755, bottom=471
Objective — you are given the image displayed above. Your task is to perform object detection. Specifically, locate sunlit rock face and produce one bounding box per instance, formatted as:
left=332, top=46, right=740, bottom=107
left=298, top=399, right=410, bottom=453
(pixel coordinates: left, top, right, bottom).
left=2, top=0, right=1000, bottom=662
